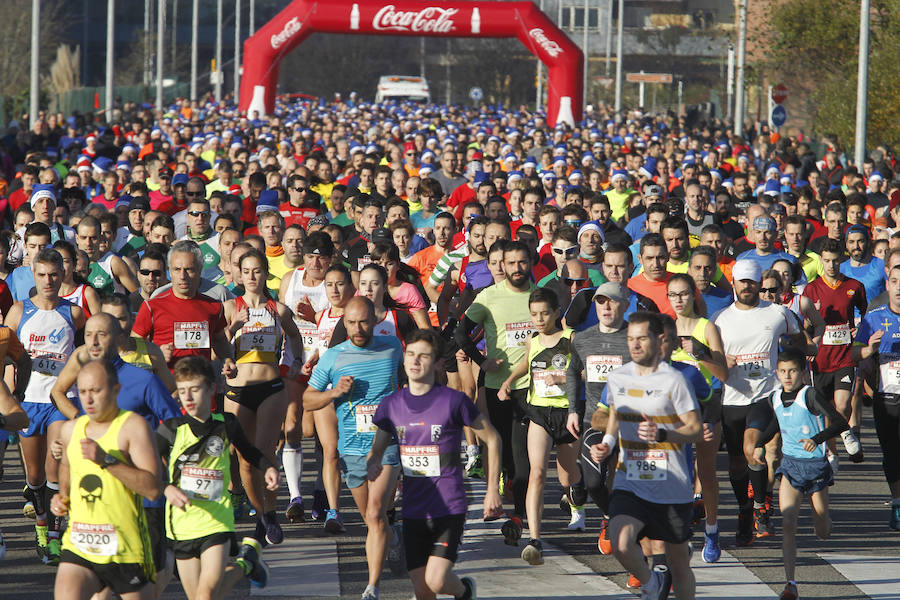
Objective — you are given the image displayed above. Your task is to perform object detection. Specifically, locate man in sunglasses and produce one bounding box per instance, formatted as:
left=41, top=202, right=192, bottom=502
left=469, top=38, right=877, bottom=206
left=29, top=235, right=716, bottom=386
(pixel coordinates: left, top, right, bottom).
left=280, top=174, right=321, bottom=230
left=129, top=246, right=169, bottom=314
left=178, top=183, right=221, bottom=280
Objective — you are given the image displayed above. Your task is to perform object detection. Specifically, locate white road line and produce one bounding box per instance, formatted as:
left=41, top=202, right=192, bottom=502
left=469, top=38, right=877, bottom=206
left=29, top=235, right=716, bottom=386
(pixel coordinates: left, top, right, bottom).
left=818, top=552, right=900, bottom=600
left=251, top=536, right=340, bottom=598
left=691, top=548, right=776, bottom=599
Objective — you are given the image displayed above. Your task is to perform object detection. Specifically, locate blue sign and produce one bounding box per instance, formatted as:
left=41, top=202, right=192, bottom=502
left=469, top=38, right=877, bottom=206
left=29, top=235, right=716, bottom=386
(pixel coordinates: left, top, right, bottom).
left=771, top=104, right=787, bottom=127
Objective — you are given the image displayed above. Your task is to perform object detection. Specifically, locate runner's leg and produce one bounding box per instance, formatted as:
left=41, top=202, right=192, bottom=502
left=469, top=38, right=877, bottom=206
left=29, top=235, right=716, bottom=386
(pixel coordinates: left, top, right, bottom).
left=175, top=556, right=202, bottom=600
left=525, top=421, right=552, bottom=540
left=778, top=475, right=802, bottom=583
left=665, top=540, right=695, bottom=600
left=255, top=388, right=289, bottom=512
left=610, top=515, right=651, bottom=585
left=363, top=465, right=400, bottom=590
left=54, top=561, right=104, bottom=600
left=314, top=405, right=341, bottom=510
left=696, top=422, right=721, bottom=528
left=193, top=542, right=230, bottom=600
left=423, top=555, right=467, bottom=599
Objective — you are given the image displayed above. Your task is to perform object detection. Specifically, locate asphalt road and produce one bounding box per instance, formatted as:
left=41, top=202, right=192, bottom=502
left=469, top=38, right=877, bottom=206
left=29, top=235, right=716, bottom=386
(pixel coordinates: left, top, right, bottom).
left=1, top=414, right=898, bottom=600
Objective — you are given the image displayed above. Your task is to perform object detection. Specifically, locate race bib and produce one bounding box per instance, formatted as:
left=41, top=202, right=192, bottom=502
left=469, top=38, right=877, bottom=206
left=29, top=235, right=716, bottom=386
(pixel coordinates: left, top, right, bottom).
left=33, top=352, right=66, bottom=377
left=400, top=445, right=440, bottom=477
left=180, top=465, right=224, bottom=501
left=625, top=449, right=668, bottom=481
left=823, top=324, right=851, bottom=346
left=355, top=404, right=378, bottom=433
left=505, top=322, right=535, bottom=348
left=298, top=323, right=320, bottom=357
left=174, top=321, right=210, bottom=350
left=586, top=355, right=623, bottom=383
left=735, top=352, right=769, bottom=379
left=880, top=359, right=900, bottom=388
left=239, top=325, right=277, bottom=353
left=70, top=522, right=118, bottom=556
left=533, top=370, right=567, bottom=397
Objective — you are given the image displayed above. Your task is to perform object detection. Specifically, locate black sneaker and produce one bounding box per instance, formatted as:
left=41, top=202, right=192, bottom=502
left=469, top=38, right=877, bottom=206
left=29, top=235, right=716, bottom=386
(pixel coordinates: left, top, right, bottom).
left=236, top=538, right=269, bottom=588
left=501, top=516, right=523, bottom=547
left=736, top=509, right=754, bottom=547
left=460, top=576, right=477, bottom=600
left=754, top=506, right=774, bottom=538
left=521, top=538, right=544, bottom=565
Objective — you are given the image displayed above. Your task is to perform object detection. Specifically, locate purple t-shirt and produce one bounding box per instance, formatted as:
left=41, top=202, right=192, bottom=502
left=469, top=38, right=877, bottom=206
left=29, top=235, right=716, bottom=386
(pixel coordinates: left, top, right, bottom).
left=373, top=385, right=479, bottom=519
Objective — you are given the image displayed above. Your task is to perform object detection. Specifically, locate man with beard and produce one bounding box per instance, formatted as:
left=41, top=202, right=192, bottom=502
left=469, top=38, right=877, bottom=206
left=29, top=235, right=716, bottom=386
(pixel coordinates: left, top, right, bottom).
left=737, top=217, right=799, bottom=275
left=840, top=224, right=886, bottom=306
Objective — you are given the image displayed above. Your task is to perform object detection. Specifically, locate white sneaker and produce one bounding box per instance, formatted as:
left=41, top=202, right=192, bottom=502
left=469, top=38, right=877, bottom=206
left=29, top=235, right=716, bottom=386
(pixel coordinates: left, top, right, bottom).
left=828, top=451, right=839, bottom=475
left=841, top=430, right=864, bottom=462
left=567, top=507, right=586, bottom=531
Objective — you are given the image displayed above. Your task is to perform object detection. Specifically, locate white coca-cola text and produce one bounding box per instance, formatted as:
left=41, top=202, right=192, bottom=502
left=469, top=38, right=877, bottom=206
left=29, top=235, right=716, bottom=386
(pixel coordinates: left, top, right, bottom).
left=271, top=17, right=301, bottom=49
left=529, top=28, right=563, bottom=58
left=373, top=5, right=458, bottom=33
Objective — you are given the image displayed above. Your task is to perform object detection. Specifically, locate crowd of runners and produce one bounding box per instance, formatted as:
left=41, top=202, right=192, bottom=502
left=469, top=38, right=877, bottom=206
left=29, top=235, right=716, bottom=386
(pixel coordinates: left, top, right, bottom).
left=0, top=94, right=898, bottom=600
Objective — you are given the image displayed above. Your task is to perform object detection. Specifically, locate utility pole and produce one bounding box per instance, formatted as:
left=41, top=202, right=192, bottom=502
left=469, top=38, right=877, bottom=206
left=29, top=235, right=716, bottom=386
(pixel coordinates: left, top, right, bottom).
left=614, top=0, right=623, bottom=116
left=536, top=0, right=544, bottom=110
left=420, top=38, right=425, bottom=77
left=855, top=0, right=870, bottom=166
left=605, top=0, right=612, bottom=75
left=171, top=0, right=178, bottom=69
left=445, top=39, right=451, bottom=105
left=106, top=0, right=115, bottom=123
left=191, top=0, right=198, bottom=101
left=250, top=0, right=255, bottom=35
left=733, top=0, right=746, bottom=137
left=583, top=0, right=589, bottom=108
left=726, top=43, right=734, bottom=120
left=215, top=0, right=223, bottom=101
left=156, top=0, right=165, bottom=109
left=30, top=0, right=39, bottom=128
left=144, top=0, right=151, bottom=85
left=234, top=0, right=241, bottom=104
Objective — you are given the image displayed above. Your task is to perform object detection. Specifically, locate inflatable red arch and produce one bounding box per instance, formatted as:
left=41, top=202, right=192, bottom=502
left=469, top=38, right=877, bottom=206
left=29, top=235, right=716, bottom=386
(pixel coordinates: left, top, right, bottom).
left=239, top=0, right=584, bottom=127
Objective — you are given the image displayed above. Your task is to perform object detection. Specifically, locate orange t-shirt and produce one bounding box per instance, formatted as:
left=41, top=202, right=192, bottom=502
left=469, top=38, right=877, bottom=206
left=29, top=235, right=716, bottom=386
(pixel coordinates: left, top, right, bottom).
left=627, top=272, right=675, bottom=318
left=408, top=245, right=447, bottom=326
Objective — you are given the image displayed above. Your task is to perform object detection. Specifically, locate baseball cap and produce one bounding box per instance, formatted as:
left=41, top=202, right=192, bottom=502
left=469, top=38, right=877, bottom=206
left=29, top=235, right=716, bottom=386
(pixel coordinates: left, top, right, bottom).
left=371, top=228, right=392, bottom=244
left=732, top=259, right=762, bottom=282
left=752, top=216, right=777, bottom=231
left=172, top=173, right=189, bottom=187
left=128, top=196, right=151, bottom=212
left=303, top=231, right=335, bottom=256
left=592, top=282, right=628, bottom=304
left=645, top=184, right=664, bottom=197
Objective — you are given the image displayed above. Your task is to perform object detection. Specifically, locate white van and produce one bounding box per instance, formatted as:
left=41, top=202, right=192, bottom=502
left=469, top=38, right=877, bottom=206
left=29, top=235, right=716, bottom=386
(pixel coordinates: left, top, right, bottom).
left=374, top=76, right=431, bottom=103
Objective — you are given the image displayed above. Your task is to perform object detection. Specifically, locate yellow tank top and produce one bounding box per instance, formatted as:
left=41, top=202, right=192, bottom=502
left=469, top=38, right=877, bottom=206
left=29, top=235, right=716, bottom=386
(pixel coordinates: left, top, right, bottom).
left=62, top=411, right=153, bottom=574
left=671, top=317, right=715, bottom=401
left=234, top=297, right=282, bottom=365
left=526, top=329, right=574, bottom=409
left=120, top=337, right=154, bottom=371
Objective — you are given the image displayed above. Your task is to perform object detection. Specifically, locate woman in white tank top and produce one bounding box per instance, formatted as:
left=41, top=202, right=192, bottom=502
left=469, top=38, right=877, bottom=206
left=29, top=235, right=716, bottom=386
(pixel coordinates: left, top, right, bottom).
left=54, top=241, right=101, bottom=318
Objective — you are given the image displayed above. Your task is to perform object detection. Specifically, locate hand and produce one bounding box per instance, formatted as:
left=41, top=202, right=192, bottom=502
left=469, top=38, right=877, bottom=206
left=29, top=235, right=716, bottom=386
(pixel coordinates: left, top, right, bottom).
left=80, top=438, right=106, bottom=465
left=164, top=485, right=192, bottom=511
left=264, top=467, right=280, bottom=490
left=637, top=413, right=658, bottom=442
left=296, top=296, right=316, bottom=322
left=868, top=329, right=885, bottom=350
left=50, top=493, right=69, bottom=517
left=302, top=350, right=320, bottom=376
left=566, top=413, right=581, bottom=439
left=680, top=337, right=697, bottom=356
left=455, top=349, right=470, bottom=364
left=333, top=375, right=354, bottom=398
left=497, top=380, right=511, bottom=402
left=725, top=354, right=737, bottom=369
left=231, top=305, right=250, bottom=330
left=160, top=342, right=175, bottom=363
left=799, top=438, right=817, bottom=452
left=590, top=442, right=610, bottom=463
left=366, top=453, right=383, bottom=481
left=482, top=489, right=503, bottom=520
left=482, top=358, right=504, bottom=372
left=702, top=422, right=715, bottom=442
left=50, top=438, right=65, bottom=460
left=221, top=358, right=238, bottom=379
left=751, top=446, right=765, bottom=464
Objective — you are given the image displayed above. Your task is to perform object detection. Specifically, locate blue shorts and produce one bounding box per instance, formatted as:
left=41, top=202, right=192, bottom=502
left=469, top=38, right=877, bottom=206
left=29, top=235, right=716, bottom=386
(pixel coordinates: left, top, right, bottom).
left=21, top=402, right=67, bottom=438
left=339, top=445, right=400, bottom=489
left=778, top=454, right=834, bottom=495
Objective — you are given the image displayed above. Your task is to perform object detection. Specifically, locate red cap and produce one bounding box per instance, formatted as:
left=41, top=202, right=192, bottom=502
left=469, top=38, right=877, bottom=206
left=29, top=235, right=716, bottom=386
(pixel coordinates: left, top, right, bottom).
left=404, top=141, right=416, bottom=153
left=229, top=184, right=242, bottom=195
left=471, top=150, right=484, bottom=160
left=890, top=190, right=900, bottom=213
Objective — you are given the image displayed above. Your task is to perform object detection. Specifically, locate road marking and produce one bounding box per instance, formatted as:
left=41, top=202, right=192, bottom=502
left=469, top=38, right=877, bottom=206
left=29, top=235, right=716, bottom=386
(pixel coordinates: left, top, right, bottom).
left=819, top=553, right=900, bottom=599
left=250, top=536, right=340, bottom=598
left=691, top=548, right=775, bottom=598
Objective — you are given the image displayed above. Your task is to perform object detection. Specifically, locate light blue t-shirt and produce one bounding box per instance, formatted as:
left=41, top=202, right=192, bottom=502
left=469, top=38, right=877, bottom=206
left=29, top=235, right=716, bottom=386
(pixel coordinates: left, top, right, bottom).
left=840, top=256, right=885, bottom=309
left=308, top=335, right=403, bottom=456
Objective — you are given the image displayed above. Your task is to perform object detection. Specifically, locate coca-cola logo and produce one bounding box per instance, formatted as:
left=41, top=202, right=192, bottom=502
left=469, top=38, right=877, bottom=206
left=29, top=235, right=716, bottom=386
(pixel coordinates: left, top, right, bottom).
left=529, top=28, right=562, bottom=58
left=271, top=17, right=301, bottom=49
left=373, top=5, right=458, bottom=33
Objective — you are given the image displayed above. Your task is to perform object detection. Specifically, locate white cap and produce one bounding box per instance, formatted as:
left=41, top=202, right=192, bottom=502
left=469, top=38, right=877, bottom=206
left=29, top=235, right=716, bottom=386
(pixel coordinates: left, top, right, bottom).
left=732, top=259, right=762, bottom=283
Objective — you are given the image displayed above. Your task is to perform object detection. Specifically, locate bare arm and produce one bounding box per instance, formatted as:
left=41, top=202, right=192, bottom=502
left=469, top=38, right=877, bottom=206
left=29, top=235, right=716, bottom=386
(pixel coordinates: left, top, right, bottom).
left=0, top=380, right=28, bottom=430
left=467, top=413, right=503, bottom=518
left=108, top=414, right=163, bottom=501
left=801, top=296, right=825, bottom=348
left=112, top=256, right=140, bottom=293
left=50, top=347, right=86, bottom=420
left=698, top=320, right=729, bottom=382
left=83, top=286, right=102, bottom=318
left=303, top=375, right=353, bottom=411
left=144, top=340, right=176, bottom=392
left=411, top=308, right=432, bottom=330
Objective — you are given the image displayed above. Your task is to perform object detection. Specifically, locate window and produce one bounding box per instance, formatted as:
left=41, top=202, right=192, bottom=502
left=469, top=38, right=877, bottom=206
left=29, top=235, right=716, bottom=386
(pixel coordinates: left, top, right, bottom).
left=561, top=5, right=602, bottom=31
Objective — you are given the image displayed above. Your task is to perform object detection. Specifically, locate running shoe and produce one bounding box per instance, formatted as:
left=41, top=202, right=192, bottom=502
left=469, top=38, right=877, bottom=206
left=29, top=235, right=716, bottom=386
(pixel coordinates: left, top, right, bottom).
left=702, top=531, right=721, bottom=563
left=890, top=505, right=900, bottom=531
left=387, top=523, right=405, bottom=576
left=754, top=506, right=775, bottom=538
left=640, top=565, right=671, bottom=600
left=779, top=582, right=798, bottom=600
left=311, top=489, right=328, bottom=521
left=460, top=576, right=477, bottom=600
left=841, top=430, right=864, bottom=463
left=253, top=519, right=269, bottom=547
left=827, top=452, right=839, bottom=475
left=691, top=495, right=705, bottom=525
left=736, top=508, right=754, bottom=547
left=567, top=507, right=586, bottom=531
left=597, top=517, right=612, bottom=554
left=35, top=523, right=48, bottom=559
left=263, top=511, right=284, bottom=545
left=498, top=472, right=505, bottom=497
left=361, top=584, right=378, bottom=600
left=626, top=572, right=642, bottom=589
left=236, top=537, right=269, bottom=588
left=22, top=486, right=36, bottom=520
left=0, top=530, right=6, bottom=561
left=44, top=538, right=61, bottom=565
left=559, top=492, right=570, bottom=513
left=324, top=509, right=346, bottom=534
left=501, top=515, right=523, bottom=546
left=521, top=538, right=544, bottom=565
left=285, top=496, right=305, bottom=523
left=465, top=453, right=484, bottom=478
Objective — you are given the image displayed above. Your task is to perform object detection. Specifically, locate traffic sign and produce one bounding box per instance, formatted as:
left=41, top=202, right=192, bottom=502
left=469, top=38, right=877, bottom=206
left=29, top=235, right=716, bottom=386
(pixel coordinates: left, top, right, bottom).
left=771, top=104, right=787, bottom=127
left=625, top=72, right=673, bottom=84
left=772, top=83, right=787, bottom=104
left=469, top=87, right=483, bottom=102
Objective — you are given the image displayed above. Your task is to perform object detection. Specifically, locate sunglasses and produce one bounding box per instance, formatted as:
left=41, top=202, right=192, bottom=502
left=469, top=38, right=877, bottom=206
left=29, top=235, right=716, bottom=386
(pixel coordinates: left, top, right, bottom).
left=139, top=269, right=163, bottom=277
left=760, top=286, right=781, bottom=294
left=185, top=190, right=204, bottom=197
left=294, top=187, right=307, bottom=192
left=187, top=210, right=209, bottom=217
left=562, top=277, right=588, bottom=286
left=552, top=246, right=579, bottom=256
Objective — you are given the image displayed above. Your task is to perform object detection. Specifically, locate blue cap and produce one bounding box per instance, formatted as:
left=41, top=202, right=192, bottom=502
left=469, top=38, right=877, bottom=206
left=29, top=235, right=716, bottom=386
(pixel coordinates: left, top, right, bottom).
left=256, top=189, right=279, bottom=213
left=173, top=173, right=189, bottom=187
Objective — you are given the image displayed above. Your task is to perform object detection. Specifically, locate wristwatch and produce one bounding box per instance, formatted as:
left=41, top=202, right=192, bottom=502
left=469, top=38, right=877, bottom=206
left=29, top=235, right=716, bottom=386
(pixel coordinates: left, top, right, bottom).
left=655, top=428, right=668, bottom=443
left=100, top=453, right=119, bottom=469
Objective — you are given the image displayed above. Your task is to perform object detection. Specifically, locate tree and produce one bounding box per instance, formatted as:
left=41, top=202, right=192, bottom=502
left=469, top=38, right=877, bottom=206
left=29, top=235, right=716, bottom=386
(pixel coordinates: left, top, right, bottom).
left=0, top=0, right=68, bottom=98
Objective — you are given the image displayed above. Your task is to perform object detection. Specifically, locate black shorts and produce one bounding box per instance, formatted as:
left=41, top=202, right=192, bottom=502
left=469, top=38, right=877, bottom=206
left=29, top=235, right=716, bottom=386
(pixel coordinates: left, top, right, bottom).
left=608, top=490, right=693, bottom=544
left=721, top=404, right=752, bottom=457
left=442, top=332, right=460, bottom=374
left=224, top=378, right=285, bottom=412
left=814, top=366, right=855, bottom=397
left=403, top=514, right=466, bottom=571
left=527, top=405, right=576, bottom=445
left=144, top=506, right=169, bottom=571
left=701, top=389, right=723, bottom=424
left=60, top=550, right=150, bottom=595
left=171, top=531, right=237, bottom=560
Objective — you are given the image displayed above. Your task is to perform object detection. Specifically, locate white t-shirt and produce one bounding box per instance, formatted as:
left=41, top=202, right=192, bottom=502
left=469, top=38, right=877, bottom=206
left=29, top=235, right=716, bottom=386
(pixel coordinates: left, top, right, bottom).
left=714, top=301, right=800, bottom=407
left=607, top=361, right=699, bottom=504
